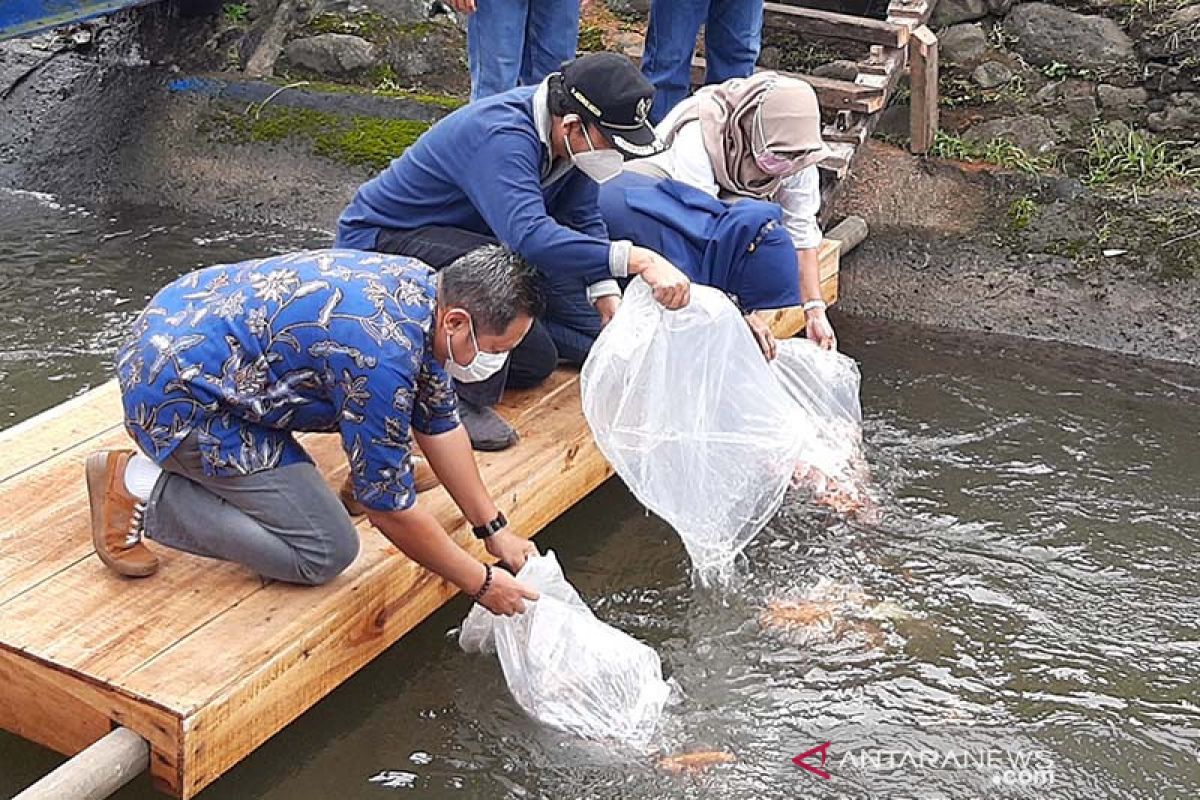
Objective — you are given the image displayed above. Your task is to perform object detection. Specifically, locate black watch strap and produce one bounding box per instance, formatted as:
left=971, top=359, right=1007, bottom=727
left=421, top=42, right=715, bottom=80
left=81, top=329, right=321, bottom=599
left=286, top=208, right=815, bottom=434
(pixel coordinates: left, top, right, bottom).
left=472, top=511, right=508, bottom=540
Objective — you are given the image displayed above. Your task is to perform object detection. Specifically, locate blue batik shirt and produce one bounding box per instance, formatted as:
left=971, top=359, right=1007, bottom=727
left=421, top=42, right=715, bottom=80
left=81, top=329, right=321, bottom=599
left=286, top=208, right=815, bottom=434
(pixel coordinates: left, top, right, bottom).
left=116, top=249, right=460, bottom=512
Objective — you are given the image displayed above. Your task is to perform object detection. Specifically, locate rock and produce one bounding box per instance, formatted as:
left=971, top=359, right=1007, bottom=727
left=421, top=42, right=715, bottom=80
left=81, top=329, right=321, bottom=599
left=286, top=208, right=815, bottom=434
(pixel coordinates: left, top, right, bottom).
left=1033, top=78, right=1095, bottom=107
left=963, top=114, right=1058, bottom=154
left=939, top=23, right=988, bottom=65
left=1005, top=4, right=1135, bottom=70
left=611, top=31, right=645, bottom=59
left=361, top=0, right=433, bottom=25
left=1147, top=92, right=1200, bottom=134
left=1051, top=177, right=1087, bottom=202
left=380, top=18, right=467, bottom=89
left=283, top=33, right=376, bottom=77
left=874, top=103, right=911, bottom=141
left=1096, top=84, right=1148, bottom=121
left=812, top=59, right=860, bottom=82
left=1063, top=94, right=1099, bottom=123
left=986, top=0, right=1014, bottom=13
left=605, top=0, right=651, bottom=16
left=972, top=61, right=1012, bottom=89
left=758, top=45, right=781, bottom=70
left=932, top=0, right=988, bottom=26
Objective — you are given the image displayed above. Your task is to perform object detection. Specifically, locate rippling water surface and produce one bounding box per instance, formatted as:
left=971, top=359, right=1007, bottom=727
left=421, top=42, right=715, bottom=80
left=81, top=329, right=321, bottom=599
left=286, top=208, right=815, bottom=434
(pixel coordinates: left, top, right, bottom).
left=0, top=188, right=327, bottom=425
left=1, top=191, right=1197, bottom=799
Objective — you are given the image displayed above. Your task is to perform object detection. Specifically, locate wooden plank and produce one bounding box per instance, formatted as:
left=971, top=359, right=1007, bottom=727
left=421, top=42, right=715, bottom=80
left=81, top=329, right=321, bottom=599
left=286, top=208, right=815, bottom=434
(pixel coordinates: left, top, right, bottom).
left=763, top=2, right=910, bottom=48
left=0, top=425, right=131, bottom=605
left=0, top=646, right=183, bottom=795
left=627, top=47, right=884, bottom=114
left=0, top=382, right=122, bottom=484
left=909, top=25, right=939, bottom=154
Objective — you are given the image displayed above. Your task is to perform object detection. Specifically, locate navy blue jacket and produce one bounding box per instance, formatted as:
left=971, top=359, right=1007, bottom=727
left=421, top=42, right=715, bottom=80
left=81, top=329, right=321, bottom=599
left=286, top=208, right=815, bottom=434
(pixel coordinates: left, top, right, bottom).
left=598, top=173, right=800, bottom=311
left=335, top=86, right=613, bottom=287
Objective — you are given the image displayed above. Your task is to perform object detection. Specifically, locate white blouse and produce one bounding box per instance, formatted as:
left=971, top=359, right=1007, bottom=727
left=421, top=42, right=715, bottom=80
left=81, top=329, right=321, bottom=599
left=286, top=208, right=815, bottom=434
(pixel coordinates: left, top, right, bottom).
left=639, top=103, right=824, bottom=250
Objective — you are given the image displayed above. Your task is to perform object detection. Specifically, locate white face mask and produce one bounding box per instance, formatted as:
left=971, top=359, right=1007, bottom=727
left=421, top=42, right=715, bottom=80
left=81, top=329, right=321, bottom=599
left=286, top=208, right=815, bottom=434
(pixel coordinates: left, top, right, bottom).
left=564, top=117, right=623, bottom=184
left=444, top=312, right=508, bottom=383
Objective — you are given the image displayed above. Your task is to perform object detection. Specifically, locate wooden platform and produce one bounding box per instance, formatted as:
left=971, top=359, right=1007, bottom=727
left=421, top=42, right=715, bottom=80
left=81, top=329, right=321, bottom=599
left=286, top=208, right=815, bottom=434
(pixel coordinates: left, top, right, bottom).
left=0, top=245, right=839, bottom=797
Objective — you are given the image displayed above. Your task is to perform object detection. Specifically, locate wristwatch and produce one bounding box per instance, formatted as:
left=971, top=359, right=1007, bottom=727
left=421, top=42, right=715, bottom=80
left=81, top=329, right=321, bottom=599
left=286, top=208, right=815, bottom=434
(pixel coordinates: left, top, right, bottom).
left=472, top=511, right=508, bottom=540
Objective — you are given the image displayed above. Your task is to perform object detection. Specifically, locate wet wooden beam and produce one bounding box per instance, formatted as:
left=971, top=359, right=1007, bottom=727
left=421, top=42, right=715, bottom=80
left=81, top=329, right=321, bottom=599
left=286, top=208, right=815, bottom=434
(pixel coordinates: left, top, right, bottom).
left=763, top=3, right=911, bottom=48
left=909, top=25, right=939, bottom=154
left=627, top=47, right=884, bottom=114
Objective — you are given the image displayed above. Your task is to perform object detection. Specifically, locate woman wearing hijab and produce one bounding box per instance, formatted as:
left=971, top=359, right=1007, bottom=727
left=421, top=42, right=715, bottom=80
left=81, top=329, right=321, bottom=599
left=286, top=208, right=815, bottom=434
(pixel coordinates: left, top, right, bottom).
left=627, top=72, right=837, bottom=350
left=538, top=171, right=798, bottom=363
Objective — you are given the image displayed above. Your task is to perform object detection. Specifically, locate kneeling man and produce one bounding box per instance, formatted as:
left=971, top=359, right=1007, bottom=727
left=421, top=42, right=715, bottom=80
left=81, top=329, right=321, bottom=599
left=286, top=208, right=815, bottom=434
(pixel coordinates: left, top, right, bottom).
left=86, top=246, right=540, bottom=615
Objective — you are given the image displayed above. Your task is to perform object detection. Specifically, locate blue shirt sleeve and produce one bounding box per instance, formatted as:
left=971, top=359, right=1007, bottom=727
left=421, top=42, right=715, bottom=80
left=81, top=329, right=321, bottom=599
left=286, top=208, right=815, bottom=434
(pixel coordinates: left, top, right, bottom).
left=459, top=131, right=613, bottom=285
left=334, top=322, right=428, bottom=513
left=412, top=351, right=460, bottom=436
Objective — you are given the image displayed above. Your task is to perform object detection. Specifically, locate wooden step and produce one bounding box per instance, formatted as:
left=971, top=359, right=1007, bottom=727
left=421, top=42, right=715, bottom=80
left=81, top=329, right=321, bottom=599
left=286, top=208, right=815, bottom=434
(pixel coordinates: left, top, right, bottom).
left=762, top=2, right=911, bottom=48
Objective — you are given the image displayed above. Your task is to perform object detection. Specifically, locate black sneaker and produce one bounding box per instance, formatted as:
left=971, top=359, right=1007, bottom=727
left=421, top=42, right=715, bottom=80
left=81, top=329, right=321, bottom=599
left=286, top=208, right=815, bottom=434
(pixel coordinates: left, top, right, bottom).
left=459, top=399, right=519, bottom=451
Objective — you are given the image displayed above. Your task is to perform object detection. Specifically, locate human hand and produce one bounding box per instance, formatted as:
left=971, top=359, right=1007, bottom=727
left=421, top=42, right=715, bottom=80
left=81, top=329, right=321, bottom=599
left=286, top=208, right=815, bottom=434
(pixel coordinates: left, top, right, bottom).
left=594, top=293, right=621, bottom=327
left=476, top=565, right=540, bottom=616
left=631, top=247, right=690, bottom=309
left=744, top=311, right=777, bottom=360
left=805, top=307, right=837, bottom=351
left=447, top=0, right=476, bottom=13
left=484, top=529, right=537, bottom=572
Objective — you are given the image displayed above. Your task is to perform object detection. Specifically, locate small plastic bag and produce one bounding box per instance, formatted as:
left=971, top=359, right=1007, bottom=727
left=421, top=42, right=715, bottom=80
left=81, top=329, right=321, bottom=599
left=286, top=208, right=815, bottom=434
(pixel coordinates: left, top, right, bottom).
left=458, top=551, right=671, bottom=747
left=581, top=279, right=807, bottom=578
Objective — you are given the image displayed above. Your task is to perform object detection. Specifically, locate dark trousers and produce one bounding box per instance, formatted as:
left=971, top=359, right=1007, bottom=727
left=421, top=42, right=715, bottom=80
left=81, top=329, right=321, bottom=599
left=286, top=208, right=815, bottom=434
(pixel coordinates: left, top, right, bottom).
left=374, top=226, right=560, bottom=406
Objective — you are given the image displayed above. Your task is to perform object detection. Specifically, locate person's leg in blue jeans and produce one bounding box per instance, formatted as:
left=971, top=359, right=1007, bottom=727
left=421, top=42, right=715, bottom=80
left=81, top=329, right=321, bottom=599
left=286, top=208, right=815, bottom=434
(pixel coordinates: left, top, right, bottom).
left=538, top=273, right=603, bottom=365
left=468, top=0, right=531, bottom=101
left=520, top=0, right=581, bottom=88
left=641, top=0, right=709, bottom=124
left=703, top=0, right=763, bottom=86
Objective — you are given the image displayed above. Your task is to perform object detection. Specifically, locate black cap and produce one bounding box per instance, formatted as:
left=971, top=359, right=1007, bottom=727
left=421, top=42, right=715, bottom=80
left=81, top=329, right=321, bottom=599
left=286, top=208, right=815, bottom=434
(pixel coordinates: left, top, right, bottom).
left=560, top=52, right=661, bottom=159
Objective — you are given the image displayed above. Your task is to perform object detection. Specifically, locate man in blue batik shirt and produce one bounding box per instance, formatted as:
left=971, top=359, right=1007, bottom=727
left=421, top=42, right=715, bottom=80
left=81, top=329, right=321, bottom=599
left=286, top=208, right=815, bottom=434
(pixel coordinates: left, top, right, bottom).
left=84, top=246, right=543, bottom=616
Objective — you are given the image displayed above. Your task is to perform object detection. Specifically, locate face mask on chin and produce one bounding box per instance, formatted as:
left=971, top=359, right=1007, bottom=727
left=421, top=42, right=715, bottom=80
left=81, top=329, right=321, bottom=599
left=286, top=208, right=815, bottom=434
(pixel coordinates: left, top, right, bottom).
left=564, top=116, right=623, bottom=184
left=444, top=312, right=508, bottom=383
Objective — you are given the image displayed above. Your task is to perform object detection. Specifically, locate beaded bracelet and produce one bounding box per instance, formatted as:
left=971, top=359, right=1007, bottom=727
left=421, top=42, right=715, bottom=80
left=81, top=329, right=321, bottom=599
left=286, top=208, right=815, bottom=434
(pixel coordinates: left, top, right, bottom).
left=469, top=563, right=493, bottom=604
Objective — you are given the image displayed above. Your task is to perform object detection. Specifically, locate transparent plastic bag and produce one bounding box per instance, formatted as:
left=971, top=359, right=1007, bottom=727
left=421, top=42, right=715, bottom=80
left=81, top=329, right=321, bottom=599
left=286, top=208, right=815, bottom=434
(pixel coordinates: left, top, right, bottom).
left=581, top=279, right=806, bottom=577
left=772, top=338, right=872, bottom=514
left=458, top=551, right=671, bottom=747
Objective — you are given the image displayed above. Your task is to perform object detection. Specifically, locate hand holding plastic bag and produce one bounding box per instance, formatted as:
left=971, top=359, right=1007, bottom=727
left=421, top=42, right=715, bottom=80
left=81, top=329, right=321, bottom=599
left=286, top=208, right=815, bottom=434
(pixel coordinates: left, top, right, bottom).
left=459, top=551, right=671, bottom=747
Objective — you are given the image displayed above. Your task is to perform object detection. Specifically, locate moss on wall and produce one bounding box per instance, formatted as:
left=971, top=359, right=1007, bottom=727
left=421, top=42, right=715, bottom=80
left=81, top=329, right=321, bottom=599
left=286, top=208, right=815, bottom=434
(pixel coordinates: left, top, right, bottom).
left=212, top=106, right=430, bottom=171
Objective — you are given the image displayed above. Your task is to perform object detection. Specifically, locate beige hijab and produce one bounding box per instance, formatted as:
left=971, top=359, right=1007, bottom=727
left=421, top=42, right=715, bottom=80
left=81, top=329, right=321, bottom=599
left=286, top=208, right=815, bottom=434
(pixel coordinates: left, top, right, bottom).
left=665, top=72, right=828, bottom=200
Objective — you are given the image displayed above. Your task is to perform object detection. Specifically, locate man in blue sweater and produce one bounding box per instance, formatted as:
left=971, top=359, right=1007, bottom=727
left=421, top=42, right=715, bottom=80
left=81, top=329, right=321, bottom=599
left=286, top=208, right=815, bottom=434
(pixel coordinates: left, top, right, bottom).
left=336, top=52, right=691, bottom=451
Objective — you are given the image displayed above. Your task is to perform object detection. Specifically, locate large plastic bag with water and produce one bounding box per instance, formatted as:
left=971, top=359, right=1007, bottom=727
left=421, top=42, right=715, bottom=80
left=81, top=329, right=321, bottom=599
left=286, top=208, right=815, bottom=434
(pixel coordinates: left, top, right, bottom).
left=772, top=338, right=871, bottom=513
left=581, top=279, right=868, bottom=575
left=458, top=551, right=671, bottom=747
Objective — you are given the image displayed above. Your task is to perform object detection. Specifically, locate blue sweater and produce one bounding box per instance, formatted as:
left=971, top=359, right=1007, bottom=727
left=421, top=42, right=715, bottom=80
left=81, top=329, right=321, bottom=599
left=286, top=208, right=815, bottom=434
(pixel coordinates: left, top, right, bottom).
left=335, top=86, right=613, bottom=286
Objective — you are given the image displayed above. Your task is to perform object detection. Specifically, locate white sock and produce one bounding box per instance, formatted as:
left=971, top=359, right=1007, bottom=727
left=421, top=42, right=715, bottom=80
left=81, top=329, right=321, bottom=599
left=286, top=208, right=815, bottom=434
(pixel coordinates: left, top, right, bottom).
left=123, top=453, right=162, bottom=502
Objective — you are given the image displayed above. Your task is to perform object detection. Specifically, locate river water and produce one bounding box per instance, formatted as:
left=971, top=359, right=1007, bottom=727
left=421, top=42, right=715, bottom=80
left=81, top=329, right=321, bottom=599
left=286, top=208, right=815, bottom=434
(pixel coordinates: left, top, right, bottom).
left=1, top=190, right=1197, bottom=799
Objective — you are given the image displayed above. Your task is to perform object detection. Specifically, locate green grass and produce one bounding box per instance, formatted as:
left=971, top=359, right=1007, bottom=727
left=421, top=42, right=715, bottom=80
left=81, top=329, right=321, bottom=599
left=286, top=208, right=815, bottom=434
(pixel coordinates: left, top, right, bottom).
left=1081, top=126, right=1199, bottom=191
left=1008, top=197, right=1038, bottom=231
left=929, top=131, right=1055, bottom=174
left=221, top=2, right=248, bottom=24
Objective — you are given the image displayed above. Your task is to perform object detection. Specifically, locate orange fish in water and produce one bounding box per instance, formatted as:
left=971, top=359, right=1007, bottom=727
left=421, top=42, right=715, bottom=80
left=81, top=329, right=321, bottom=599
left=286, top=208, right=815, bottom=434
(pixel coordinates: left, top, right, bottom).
left=656, top=750, right=737, bottom=773
left=759, top=599, right=839, bottom=628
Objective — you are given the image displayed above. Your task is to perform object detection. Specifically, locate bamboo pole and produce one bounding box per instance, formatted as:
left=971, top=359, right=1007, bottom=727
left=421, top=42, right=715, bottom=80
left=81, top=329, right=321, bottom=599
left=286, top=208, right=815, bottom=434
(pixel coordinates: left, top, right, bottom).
left=14, top=728, right=148, bottom=800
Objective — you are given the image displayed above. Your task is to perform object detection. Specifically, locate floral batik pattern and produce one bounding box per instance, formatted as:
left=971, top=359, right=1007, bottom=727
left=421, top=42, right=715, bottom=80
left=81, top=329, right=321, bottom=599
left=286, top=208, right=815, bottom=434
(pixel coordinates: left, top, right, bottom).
left=117, top=249, right=460, bottom=512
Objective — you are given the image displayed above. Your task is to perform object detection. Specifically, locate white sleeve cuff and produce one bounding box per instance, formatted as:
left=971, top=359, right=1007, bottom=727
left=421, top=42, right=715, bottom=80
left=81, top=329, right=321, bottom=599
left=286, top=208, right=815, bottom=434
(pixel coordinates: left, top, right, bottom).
left=587, top=280, right=622, bottom=304
left=608, top=239, right=632, bottom=278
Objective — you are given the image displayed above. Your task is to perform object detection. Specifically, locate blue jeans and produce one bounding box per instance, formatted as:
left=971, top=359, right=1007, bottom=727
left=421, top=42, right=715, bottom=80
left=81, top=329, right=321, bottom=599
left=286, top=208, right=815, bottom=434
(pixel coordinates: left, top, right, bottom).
left=467, top=0, right=582, bottom=101
left=539, top=273, right=603, bottom=366
left=641, top=0, right=764, bottom=123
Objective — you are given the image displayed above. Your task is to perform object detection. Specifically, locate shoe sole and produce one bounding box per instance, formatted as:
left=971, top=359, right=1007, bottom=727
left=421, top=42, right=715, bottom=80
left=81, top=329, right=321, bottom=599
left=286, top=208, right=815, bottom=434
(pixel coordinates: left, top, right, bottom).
left=469, top=432, right=520, bottom=453
left=85, top=452, right=157, bottom=578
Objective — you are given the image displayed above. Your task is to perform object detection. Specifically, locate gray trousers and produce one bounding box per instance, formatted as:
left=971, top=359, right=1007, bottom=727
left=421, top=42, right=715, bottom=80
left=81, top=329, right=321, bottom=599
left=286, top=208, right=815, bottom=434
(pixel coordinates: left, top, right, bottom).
left=144, top=433, right=360, bottom=585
